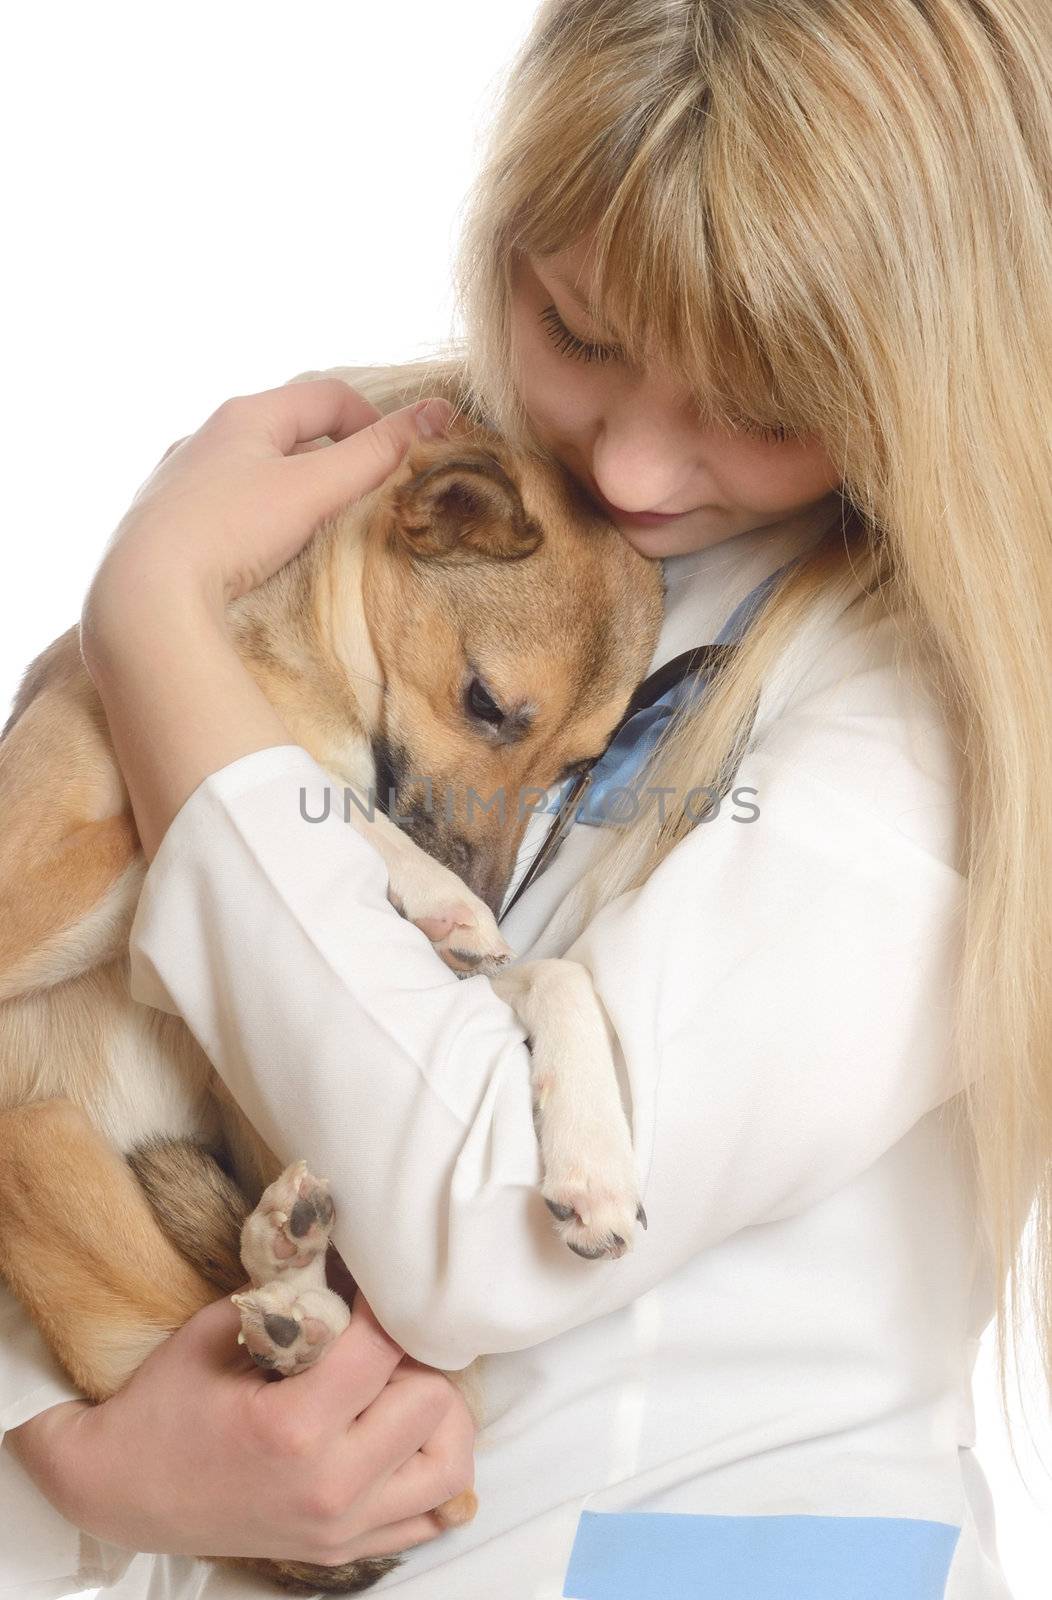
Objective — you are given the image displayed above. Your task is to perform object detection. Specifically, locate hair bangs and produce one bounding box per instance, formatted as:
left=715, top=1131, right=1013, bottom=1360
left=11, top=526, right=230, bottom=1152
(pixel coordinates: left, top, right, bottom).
left=495, top=58, right=841, bottom=450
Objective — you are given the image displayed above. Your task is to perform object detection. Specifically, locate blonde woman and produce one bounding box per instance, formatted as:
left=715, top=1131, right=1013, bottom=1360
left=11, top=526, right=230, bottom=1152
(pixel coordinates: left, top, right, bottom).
left=5, top=1, right=1051, bottom=1597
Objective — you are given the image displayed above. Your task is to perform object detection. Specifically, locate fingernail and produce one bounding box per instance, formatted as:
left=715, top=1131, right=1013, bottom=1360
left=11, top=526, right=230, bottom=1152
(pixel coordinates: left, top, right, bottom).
left=414, top=399, right=451, bottom=439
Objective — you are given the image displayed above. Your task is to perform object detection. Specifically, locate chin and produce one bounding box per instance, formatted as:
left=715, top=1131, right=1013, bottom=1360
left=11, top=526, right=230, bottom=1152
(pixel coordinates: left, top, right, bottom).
left=615, top=521, right=710, bottom=559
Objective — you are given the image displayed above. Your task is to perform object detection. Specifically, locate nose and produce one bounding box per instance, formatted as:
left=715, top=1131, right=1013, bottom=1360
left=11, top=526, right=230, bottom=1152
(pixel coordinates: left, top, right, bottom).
left=456, top=839, right=515, bottom=920
left=589, top=393, right=711, bottom=517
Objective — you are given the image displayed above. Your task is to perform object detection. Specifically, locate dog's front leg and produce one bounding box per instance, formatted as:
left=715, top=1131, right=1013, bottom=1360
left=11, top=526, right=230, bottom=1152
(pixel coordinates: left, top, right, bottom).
left=343, top=802, right=514, bottom=978
left=490, top=959, right=646, bottom=1261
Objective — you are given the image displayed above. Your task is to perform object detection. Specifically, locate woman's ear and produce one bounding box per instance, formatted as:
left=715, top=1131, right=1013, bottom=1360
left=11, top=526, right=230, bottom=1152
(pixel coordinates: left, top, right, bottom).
left=386, top=449, right=544, bottom=562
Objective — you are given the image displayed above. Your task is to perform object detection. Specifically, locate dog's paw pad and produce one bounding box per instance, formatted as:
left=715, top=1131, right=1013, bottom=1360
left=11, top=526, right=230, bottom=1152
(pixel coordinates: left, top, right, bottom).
left=421, top=903, right=513, bottom=978
left=233, top=1284, right=349, bottom=1376
left=240, top=1161, right=335, bottom=1285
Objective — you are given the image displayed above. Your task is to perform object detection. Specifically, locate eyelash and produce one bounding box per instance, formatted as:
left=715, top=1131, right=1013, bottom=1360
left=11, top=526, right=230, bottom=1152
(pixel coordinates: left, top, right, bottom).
left=735, top=418, right=794, bottom=444
left=537, top=303, right=793, bottom=443
left=539, top=303, right=619, bottom=364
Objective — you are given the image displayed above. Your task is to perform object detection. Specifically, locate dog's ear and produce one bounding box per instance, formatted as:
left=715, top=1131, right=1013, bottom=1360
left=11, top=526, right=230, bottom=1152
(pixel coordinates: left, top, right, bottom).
left=388, top=450, right=544, bottom=562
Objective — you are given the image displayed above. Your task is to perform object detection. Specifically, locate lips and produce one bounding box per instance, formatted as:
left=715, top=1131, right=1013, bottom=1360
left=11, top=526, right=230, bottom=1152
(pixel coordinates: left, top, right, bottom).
left=607, top=504, right=682, bottom=523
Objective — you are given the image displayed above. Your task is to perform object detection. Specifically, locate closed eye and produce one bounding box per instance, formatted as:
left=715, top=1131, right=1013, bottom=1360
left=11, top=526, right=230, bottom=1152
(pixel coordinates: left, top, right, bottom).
left=539, top=304, right=624, bottom=366
left=465, top=677, right=505, bottom=727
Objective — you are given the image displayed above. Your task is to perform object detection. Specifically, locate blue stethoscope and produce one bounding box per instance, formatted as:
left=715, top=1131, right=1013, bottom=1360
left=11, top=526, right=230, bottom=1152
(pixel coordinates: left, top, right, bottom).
left=498, top=554, right=801, bottom=923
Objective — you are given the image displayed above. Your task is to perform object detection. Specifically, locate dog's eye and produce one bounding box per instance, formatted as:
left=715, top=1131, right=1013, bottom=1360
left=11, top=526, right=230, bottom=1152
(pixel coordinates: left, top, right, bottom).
left=466, top=678, right=505, bottom=726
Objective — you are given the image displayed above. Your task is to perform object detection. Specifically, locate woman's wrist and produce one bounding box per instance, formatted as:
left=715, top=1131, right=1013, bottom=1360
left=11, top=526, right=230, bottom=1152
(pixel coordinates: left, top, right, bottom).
left=9, top=1392, right=178, bottom=1552
left=5, top=1401, right=98, bottom=1530
left=75, top=381, right=450, bottom=861
left=80, top=540, right=226, bottom=679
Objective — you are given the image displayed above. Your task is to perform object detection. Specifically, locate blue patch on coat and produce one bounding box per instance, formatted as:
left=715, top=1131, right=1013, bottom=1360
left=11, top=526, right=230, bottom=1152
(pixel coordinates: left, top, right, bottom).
left=562, top=1511, right=961, bottom=1599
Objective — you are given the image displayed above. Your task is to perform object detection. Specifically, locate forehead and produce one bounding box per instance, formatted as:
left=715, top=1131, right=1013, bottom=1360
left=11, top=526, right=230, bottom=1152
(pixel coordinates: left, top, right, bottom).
left=542, top=238, right=596, bottom=301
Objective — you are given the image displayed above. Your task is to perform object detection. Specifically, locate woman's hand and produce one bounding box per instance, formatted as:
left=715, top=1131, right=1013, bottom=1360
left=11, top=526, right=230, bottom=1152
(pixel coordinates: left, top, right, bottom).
left=6, top=1289, right=475, bottom=1569
left=79, top=379, right=453, bottom=859
left=86, top=378, right=454, bottom=619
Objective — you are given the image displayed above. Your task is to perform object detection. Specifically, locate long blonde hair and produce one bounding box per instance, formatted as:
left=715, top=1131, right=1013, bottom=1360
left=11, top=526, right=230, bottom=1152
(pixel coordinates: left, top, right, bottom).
left=348, top=0, right=1052, bottom=1417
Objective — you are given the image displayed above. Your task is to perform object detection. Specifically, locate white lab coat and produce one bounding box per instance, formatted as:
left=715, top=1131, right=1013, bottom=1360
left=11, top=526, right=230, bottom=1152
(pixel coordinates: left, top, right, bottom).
left=0, top=517, right=1013, bottom=1599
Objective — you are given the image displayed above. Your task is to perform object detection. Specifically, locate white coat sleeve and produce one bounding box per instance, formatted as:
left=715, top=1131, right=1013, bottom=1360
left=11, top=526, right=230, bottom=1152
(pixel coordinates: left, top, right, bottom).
left=126, top=599, right=967, bottom=1371
left=0, top=1284, right=136, bottom=1599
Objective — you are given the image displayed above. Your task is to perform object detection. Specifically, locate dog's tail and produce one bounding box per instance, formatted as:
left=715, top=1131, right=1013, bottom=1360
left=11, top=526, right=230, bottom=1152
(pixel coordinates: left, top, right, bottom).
left=127, top=1137, right=253, bottom=1294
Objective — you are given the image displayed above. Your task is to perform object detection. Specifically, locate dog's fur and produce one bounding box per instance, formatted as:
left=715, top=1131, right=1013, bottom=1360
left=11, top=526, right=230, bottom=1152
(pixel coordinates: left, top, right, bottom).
left=0, top=397, right=664, bottom=1592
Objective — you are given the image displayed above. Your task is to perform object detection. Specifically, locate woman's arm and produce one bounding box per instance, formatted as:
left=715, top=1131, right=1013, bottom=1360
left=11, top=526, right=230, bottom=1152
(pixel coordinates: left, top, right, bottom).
left=0, top=382, right=471, bottom=1575
left=119, top=643, right=965, bottom=1369
left=0, top=1283, right=92, bottom=1594
left=80, top=379, right=453, bottom=858
left=84, top=382, right=967, bottom=1371
left=121, top=622, right=966, bottom=1369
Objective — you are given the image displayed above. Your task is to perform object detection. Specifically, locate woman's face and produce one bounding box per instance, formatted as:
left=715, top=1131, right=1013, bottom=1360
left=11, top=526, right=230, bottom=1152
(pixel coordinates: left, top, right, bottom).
left=508, top=241, right=843, bottom=558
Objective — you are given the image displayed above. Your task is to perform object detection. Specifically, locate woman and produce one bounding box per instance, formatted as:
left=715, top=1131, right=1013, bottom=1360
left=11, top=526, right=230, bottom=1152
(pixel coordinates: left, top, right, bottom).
left=5, top=1, right=1051, bottom=1596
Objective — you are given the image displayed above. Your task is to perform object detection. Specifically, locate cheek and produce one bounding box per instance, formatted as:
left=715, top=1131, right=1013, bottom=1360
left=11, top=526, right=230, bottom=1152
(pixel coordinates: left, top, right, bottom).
left=519, top=362, right=598, bottom=443
left=510, top=310, right=601, bottom=446
left=721, top=442, right=842, bottom=512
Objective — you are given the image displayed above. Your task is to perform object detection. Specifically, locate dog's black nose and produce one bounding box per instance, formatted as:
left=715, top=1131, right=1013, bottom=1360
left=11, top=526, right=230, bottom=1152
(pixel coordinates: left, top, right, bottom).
left=392, top=804, right=513, bottom=919
left=453, top=842, right=511, bottom=920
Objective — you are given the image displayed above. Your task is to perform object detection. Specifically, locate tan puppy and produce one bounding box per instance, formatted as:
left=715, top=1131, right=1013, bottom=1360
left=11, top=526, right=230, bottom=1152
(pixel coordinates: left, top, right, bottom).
left=0, top=407, right=664, bottom=1592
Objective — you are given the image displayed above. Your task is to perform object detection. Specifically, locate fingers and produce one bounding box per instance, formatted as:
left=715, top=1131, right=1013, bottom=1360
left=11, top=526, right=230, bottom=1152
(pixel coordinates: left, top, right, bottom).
left=284, top=394, right=453, bottom=523
left=333, top=1511, right=447, bottom=1564
left=368, top=1449, right=473, bottom=1532
left=184, top=1286, right=254, bottom=1355
left=368, top=1382, right=476, bottom=1516
left=326, top=1378, right=474, bottom=1559
left=414, top=1369, right=477, bottom=1486
left=171, top=1292, right=280, bottom=1397
left=333, top=1355, right=475, bottom=1522
left=197, top=376, right=454, bottom=539
left=343, top=1364, right=458, bottom=1483
left=208, top=378, right=384, bottom=452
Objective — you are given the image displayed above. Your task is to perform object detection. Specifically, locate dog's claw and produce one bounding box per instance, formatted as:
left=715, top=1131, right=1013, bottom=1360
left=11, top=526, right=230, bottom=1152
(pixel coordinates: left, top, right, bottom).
left=567, top=1233, right=627, bottom=1261
left=636, top=1203, right=648, bottom=1231
left=542, top=1184, right=640, bottom=1261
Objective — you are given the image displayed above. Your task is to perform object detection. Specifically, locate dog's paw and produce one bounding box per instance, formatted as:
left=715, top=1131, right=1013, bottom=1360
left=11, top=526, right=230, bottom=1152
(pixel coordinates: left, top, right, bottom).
left=240, top=1161, right=335, bottom=1286
left=386, top=852, right=514, bottom=977
left=534, top=1077, right=645, bottom=1261
left=542, top=1179, right=646, bottom=1261
left=233, top=1282, right=350, bottom=1376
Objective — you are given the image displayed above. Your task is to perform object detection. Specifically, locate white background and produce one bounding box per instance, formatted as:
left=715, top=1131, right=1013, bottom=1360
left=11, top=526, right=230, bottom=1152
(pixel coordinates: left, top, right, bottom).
left=2, top=5, right=1050, bottom=1596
